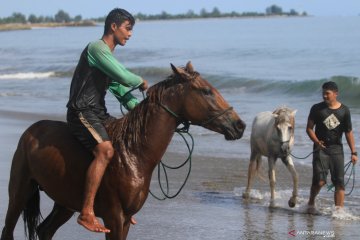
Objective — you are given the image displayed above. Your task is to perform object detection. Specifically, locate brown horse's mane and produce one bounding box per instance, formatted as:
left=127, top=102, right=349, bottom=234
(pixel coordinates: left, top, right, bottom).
left=105, top=68, right=199, bottom=152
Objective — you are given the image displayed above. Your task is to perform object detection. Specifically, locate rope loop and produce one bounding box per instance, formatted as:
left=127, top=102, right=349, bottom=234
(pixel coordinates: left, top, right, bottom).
left=149, top=129, right=194, bottom=200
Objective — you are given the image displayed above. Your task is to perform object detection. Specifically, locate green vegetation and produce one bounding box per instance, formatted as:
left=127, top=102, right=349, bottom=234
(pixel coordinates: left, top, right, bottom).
left=0, top=10, right=83, bottom=24
left=93, top=5, right=307, bottom=22
left=0, top=10, right=95, bottom=31
left=0, top=5, right=307, bottom=31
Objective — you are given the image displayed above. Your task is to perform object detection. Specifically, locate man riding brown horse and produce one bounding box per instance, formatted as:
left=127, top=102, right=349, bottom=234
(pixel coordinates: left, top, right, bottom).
left=66, top=8, right=148, bottom=233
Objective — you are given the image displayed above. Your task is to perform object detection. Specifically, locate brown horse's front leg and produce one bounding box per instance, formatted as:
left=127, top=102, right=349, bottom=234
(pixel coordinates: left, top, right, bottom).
left=102, top=211, right=131, bottom=240
left=103, top=224, right=131, bottom=240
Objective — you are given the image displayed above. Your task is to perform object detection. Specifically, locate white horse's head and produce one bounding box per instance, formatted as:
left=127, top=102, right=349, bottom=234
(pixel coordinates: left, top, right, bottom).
left=273, top=107, right=297, bottom=156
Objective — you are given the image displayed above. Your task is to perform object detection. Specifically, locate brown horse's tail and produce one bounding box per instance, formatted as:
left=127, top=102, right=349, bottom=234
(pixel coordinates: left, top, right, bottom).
left=22, top=181, right=41, bottom=240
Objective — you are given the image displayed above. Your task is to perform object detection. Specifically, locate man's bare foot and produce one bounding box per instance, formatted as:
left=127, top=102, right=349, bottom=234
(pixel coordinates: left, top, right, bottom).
left=130, top=216, right=137, bottom=225
left=306, top=205, right=321, bottom=215
left=77, top=213, right=110, bottom=233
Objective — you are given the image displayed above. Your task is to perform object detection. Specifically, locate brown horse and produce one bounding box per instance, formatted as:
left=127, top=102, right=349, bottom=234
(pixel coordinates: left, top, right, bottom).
left=1, top=62, right=246, bottom=240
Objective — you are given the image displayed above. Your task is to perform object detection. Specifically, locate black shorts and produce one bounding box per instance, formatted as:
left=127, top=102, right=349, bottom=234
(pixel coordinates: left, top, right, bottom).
left=312, top=145, right=344, bottom=188
left=67, top=109, right=114, bottom=152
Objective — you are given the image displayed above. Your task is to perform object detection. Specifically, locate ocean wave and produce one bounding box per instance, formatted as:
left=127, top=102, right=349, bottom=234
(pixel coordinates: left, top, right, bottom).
left=205, top=75, right=360, bottom=103
left=1, top=68, right=358, bottom=103
left=0, top=71, right=56, bottom=80
left=130, top=66, right=172, bottom=79
left=128, top=66, right=360, bottom=104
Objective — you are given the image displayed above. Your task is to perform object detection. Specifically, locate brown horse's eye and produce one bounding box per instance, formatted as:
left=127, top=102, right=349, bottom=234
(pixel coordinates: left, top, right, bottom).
left=201, top=87, right=212, bottom=96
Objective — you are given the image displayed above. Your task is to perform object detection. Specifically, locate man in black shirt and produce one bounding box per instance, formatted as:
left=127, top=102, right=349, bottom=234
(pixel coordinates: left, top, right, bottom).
left=306, top=81, right=357, bottom=212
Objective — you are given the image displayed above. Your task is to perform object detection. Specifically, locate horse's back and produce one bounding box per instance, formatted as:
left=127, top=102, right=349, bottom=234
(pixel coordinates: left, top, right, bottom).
left=250, top=111, right=277, bottom=156
left=22, top=119, right=89, bottom=151
left=13, top=119, right=91, bottom=208
left=25, top=119, right=70, bottom=140
left=251, top=111, right=274, bottom=139
left=21, top=118, right=91, bottom=166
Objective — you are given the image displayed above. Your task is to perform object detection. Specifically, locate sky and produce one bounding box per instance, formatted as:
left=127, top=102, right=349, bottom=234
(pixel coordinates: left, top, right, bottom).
left=0, top=0, right=359, bottom=18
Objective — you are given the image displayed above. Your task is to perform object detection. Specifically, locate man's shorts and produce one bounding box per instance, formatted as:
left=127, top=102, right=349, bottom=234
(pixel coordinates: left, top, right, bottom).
left=67, top=109, right=114, bottom=152
left=312, top=145, right=344, bottom=188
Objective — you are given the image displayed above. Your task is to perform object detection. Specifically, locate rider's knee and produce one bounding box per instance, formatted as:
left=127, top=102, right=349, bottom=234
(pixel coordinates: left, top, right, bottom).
left=103, top=147, right=114, bottom=161
left=94, top=142, right=114, bottom=162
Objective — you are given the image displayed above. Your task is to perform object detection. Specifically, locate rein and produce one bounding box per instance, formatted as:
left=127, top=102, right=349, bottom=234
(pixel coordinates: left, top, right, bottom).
left=119, top=87, right=234, bottom=200
left=148, top=103, right=233, bottom=200
left=119, top=87, right=195, bottom=200
left=160, top=103, right=233, bottom=127
left=149, top=123, right=194, bottom=200
left=201, top=107, right=233, bottom=126
left=149, top=103, right=193, bottom=200
left=119, top=87, right=146, bottom=115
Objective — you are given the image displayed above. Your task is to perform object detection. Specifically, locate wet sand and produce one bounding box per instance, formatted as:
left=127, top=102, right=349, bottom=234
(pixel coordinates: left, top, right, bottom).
left=0, top=111, right=358, bottom=240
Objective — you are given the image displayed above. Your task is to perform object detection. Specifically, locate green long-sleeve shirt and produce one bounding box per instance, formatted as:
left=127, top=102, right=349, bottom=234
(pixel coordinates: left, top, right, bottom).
left=88, top=40, right=142, bottom=110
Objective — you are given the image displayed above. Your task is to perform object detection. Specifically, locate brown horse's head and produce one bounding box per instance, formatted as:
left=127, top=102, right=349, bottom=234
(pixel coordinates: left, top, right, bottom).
left=148, top=61, right=246, bottom=140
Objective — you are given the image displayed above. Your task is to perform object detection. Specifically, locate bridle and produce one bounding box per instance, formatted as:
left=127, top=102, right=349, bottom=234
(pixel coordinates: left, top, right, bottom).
left=159, top=103, right=233, bottom=130
left=119, top=86, right=234, bottom=130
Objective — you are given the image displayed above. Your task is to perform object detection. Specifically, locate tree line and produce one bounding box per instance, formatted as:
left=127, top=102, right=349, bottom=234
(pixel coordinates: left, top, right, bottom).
left=95, top=6, right=307, bottom=22
left=0, top=10, right=82, bottom=24
left=0, top=5, right=307, bottom=24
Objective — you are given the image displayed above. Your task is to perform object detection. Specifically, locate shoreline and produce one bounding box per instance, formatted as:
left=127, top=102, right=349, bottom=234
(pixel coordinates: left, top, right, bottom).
left=0, top=21, right=97, bottom=32
left=0, top=15, right=309, bottom=32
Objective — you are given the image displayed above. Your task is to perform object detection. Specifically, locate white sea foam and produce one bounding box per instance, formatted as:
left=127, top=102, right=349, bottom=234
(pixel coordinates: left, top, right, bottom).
left=331, top=206, right=360, bottom=220
left=0, top=72, right=55, bottom=80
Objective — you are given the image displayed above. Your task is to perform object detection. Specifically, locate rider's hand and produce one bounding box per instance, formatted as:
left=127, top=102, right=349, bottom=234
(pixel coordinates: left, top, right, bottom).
left=139, top=79, right=149, bottom=91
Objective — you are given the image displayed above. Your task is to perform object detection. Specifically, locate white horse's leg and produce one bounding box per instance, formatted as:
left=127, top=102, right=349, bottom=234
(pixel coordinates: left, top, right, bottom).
left=243, top=152, right=260, bottom=199
left=268, top=157, right=276, bottom=207
left=285, top=156, right=298, bottom=208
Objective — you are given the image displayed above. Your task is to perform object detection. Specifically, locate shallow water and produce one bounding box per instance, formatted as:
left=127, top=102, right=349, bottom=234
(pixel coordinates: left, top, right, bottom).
left=1, top=118, right=359, bottom=240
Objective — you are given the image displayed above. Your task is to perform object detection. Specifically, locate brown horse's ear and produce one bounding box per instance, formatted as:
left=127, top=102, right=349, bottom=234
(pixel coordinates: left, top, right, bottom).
left=170, top=63, right=187, bottom=77
left=170, top=63, right=178, bottom=74
left=185, top=61, right=194, bottom=73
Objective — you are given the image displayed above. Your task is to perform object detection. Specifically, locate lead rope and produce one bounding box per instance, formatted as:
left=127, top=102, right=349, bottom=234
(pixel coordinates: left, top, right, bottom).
left=149, top=124, right=194, bottom=200
left=290, top=151, right=317, bottom=160
left=148, top=103, right=194, bottom=200
left=290, top=149, right=355, bottom=196
left=322, top=160, right=355, bottom=196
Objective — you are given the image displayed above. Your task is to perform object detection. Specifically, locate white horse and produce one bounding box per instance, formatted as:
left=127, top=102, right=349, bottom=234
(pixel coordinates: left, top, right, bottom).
left=243, top=107, right=298, bottom=208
